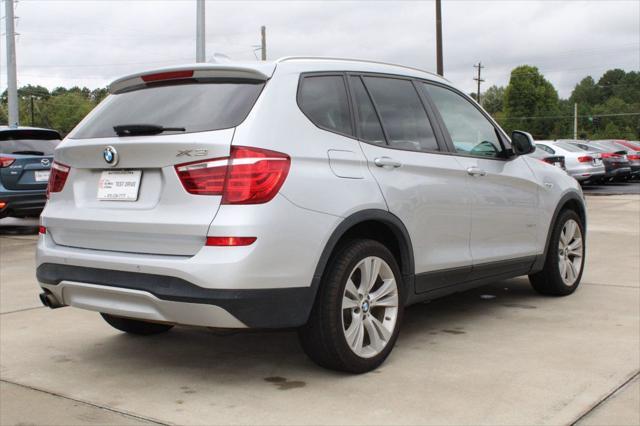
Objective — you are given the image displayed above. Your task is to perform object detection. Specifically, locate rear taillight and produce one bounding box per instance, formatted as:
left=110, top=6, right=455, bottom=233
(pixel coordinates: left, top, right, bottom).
left=628, top=154, right=640, bottom=160
left=46, top=162, right=70, bottom=198
left=600, top=152, right=620, bottom=159
left=0, top=156, right=15, bottom=168
left=577, top=156, right=593, bottom=163
left=175, top=146, right=290, bottom=204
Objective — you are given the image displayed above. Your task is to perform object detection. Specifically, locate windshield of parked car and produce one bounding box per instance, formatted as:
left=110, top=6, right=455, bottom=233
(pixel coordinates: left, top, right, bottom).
left=71, top=81, right=265, bottom=139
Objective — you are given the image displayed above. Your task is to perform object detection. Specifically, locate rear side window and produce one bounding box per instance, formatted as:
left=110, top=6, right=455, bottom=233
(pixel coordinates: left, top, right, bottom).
left=71, top=81, right=265, bottom=139
left=298, top=75, right=353, bottom=136
left=363, top=77, right=439, bottom=152
left=350, top=76, right=385, bottom=144
left=0, top=130, right=60, bottom=155
left=536, top=144, right=555, bottom=154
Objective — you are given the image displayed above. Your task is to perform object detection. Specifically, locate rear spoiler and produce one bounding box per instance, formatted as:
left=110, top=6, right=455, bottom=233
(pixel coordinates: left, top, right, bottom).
left=109, top=63, right=276, bottom=94
left=0, top=128, right=61, bottom=141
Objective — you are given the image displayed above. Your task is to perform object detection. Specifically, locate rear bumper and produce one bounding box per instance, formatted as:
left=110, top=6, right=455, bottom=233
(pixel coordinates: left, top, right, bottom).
left=37, top=263, right=316, bottom=329
left=0, top=189, right=46, bottom=218
left=605, top=167, right=632, bottom=178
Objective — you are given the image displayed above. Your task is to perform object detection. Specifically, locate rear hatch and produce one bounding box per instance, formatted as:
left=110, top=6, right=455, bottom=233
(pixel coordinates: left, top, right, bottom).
left=44, top=64, right=272, bottom=256
left=0, top=129, right=60, bottom=190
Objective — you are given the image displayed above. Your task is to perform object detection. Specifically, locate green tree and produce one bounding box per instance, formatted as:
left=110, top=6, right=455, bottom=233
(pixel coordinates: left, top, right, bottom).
left=503, top=65, right=560, bottom=139
left=40, top=92, right=94, bottom=135
left=481, top=85, right=505, bottom=115
left=569, top=76, right=600, bottom=107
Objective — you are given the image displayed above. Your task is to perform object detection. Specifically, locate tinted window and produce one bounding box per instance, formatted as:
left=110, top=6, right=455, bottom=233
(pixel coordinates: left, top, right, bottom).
left=536, top=144, right=555, bottom=154
left=299, top=75, right=352, bottom=136
left=0, top=130, right=60, bottom=155
left=350, top=76, right=385, bottom=144
left=72, top=82, right=265, bottom=139
left=363, top=77, right=439, bottom=152
left=423, top=84, right=503, bottom=158
left=555, top=141, right=585, bottom=152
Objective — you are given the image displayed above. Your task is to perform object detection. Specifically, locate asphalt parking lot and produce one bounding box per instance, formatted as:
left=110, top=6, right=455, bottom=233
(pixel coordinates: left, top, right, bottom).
left=0, top=195, right=639, bottom=426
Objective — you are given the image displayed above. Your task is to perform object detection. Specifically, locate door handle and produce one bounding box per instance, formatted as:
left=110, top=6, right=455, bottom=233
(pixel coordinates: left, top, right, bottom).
left=374, top=157, right=402, bottom=168
left=466, top=166, right=486, bottom=177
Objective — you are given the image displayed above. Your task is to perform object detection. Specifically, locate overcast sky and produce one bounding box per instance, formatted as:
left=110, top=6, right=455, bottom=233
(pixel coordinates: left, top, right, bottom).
left=1, top=0, right=638, bottom=98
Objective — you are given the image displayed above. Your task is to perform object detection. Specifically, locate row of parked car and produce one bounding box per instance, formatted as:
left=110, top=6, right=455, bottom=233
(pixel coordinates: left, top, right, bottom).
left=529, top=139, right=640, bottom=184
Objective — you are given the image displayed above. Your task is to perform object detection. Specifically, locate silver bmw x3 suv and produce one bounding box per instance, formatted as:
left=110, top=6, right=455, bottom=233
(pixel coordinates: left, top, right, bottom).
left=37, top=57, right=586, bottom=373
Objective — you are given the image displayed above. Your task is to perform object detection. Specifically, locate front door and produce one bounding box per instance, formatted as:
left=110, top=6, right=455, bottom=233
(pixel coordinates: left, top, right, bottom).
left=421, top=83, right=540, bottom=271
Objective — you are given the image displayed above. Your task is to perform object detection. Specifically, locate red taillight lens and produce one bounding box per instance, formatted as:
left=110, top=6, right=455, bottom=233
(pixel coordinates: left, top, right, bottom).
left=0, top=156, right=15, bottom=168
left=175, top=158, right=228, bottom=195
left=600, top=152, right=620, bottom=159
left=175, top=146, right=290, bottom=204
left=628, top=154, right=640, bottom=160
left=205, top=236, right=256, bottom=246
left=46, top=162, right=70, bottom=198
left=223, top=146, right=290, bottom=204
left=39, top=226, right=47, bottom=234
left=577, top=156, right=593, bottom=163
left=141, top=70, right=194, bottom=83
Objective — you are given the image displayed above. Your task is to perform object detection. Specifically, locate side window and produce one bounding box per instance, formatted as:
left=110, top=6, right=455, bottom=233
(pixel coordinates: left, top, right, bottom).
left=422, top=84, right=503, bottom=158
left=362, top=76, right=439, bottom=152
left=299, top=75, right=352, bottom=136
left=349, top=76, right=385, bottom=144
left=536, top=144, right=555, bottom=154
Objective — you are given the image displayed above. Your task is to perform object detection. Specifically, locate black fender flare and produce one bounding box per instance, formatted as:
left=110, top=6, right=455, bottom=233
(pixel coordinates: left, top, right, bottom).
left=309, top=208, right=415, bottom=298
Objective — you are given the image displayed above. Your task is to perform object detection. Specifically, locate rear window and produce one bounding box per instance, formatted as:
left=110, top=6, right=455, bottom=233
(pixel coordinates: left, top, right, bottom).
left=298, top=75, right=353, bottom=136
left=71, top=81, right=265, bottom=139
left=0, top=130, right=60, bottom=155
left=555, top=142, right=584, bottom=152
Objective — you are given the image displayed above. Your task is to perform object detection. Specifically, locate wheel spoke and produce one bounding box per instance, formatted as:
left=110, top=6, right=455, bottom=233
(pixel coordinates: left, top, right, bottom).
left=360, top=257, right=381, bottom=293
left=559, top=258, right=568, bottom=280
left=568, top=239, right=582, bottom=257
left=345, top=278, right=359, bottom=300
left=567, top=260, right=577, bottom=283
left=363, top=317, right=383, bottom=352
left=566, top=221, right=576, bottom=240
left=345, top=314, right=364, bottom=350
left=342, top=295, right=359, bottom=310
left=370, top=316, right=392, bottom=341
left=370, top=278, right=396, bottom=306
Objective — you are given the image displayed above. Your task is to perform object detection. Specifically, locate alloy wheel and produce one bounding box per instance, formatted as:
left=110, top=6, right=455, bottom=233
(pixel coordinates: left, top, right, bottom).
left=341, top=256, right=399, bottom=358
left=557, top=219, right=583, bottom=286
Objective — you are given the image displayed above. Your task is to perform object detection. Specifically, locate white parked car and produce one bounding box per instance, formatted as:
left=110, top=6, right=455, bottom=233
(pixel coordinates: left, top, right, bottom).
left=37, top=58, right=587, bottom=373
left=535, top=140, right=605, bottom=183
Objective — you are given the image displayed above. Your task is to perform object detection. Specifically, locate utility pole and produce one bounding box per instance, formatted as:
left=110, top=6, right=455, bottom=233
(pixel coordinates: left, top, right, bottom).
left=5, top=0, right=19, bottom=127
left=30, top=96, right=35, bottom=125
left=260, top=26, right=267, bottom=61
left=435, top=0, right=443, bottom=76
left=196, top=0, right=205, bottom=62
left=473, top=62, right=484, bottom=104
left=573, top=102, right=578, bottom=140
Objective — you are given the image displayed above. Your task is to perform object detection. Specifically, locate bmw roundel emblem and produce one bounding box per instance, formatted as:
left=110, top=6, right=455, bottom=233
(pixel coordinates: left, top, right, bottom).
left=103, top=146, right=118, bottom=166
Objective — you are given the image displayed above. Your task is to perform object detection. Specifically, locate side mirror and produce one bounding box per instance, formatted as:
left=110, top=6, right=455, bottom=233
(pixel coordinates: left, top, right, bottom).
left=511, top=131, right=535, bottom=156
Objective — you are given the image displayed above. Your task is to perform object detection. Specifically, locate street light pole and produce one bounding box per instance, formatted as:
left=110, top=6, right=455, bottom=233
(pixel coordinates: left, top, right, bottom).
left=5, top=0, right=19, bottom=127
left=196, top=0, right=206, bottom=62
left=435, top=0, right=443, bottom=76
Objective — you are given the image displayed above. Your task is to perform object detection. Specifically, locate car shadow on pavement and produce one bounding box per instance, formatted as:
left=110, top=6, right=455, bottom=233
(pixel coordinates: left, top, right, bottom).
left=68, top=277, right=544, bottom=378
left=0, top=217, right=39, bottom=236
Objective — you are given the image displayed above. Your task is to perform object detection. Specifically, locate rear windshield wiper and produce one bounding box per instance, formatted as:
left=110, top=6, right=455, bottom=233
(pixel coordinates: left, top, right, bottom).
left=113, top=124, right=186, bottom=137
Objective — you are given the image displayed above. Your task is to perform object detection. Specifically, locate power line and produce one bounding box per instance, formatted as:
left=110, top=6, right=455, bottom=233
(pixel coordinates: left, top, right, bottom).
left=502, top=112, right=640, bottom=121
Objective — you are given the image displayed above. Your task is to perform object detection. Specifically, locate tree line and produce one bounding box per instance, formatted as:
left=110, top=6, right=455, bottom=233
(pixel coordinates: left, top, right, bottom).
left=1, top=67, right=639, bottom=140
left=477, top=67, right=640, bottom=140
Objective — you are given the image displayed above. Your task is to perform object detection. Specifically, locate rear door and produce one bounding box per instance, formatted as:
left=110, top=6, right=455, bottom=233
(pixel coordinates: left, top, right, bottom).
left=421, top=83, right=540, bottom=269
left=351, top=74, right=473, bottom=292
left=0, top=132, right=59, bottom=191
left=44, top=74, right=266, bottom=256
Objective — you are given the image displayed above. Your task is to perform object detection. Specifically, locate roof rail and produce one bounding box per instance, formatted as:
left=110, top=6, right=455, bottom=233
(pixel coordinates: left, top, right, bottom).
left=275, top=56, right=449, bottom=82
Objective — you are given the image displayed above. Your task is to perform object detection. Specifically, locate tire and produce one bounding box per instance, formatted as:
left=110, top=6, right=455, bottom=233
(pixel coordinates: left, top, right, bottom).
left=529, top=209, right=585, bottom=296
left=101, top=313, right=174, bottom=335
left=298, top=239, right=404, bottom=373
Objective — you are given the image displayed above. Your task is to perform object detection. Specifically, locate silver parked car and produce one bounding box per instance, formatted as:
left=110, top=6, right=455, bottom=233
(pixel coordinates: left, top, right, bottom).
left=535, top=140, right=605, bottom=183
left=36, top=58, right=586, bottom=373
